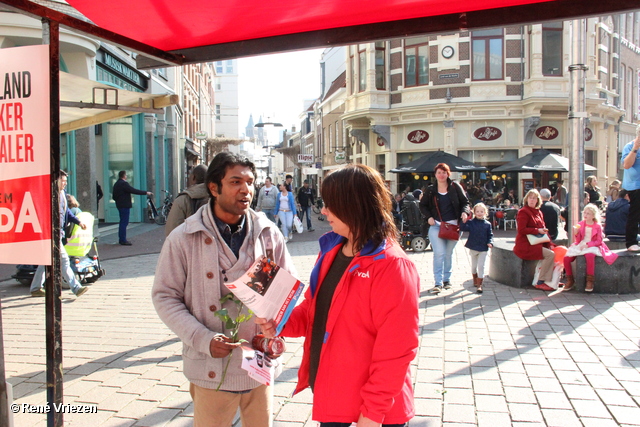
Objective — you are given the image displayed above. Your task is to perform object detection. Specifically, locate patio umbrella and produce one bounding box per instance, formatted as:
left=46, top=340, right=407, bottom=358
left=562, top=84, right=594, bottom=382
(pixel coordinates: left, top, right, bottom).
left=389, top=151, right=486, bottom=174
left=492, top=149, right=596, bottom=173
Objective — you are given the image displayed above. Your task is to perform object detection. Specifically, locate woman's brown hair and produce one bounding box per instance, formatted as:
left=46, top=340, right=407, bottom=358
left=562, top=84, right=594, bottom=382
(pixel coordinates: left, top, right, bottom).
left=321, top=164, right=398, bottom=252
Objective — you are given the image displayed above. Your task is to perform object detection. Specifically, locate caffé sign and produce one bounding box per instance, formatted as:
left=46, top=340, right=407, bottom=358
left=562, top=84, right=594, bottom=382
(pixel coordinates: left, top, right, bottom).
left=408, top=130, right=429, bottom=144
left=473, top=126, right=502, bottom=141
left=535, top=126, right=558, bottom=140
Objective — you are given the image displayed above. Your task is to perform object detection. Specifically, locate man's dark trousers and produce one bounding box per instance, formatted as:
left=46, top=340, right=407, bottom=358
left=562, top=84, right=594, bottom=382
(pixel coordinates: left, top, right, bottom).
left=300, top=206, right=312, bottom=230
left=626, top=189, right=640, bottom=248
left=118, top=208, right=130, bottom=243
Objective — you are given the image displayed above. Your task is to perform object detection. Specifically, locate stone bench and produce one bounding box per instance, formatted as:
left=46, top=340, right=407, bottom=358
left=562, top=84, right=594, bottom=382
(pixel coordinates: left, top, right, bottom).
left=488, top=238, right=640, bottom=293
left=488, top=239, right=538, bottom=288
left=572, top=251, right=640, bottom=294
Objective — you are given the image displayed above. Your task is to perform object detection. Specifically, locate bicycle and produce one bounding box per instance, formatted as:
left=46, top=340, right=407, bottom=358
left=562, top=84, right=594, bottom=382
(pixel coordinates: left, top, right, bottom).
left=146, top=195, right=160, bottom=224
left=156, top=190, right=173, bottom=225
left=147, top=192, right=172, bottom=225
left=313, top=197, right=325, bottom=221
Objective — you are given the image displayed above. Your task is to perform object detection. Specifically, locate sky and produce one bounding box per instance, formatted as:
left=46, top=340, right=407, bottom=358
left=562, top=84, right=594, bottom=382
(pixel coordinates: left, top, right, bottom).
left=237, top=48, right=325, bottom=138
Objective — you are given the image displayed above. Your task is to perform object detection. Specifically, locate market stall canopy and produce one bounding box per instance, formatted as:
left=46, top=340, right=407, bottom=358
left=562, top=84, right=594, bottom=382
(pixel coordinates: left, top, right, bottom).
left=60, top=72, right=178, bottom=133
left=390, top=151, right=486, bottom=173
left=53, top=0, right=640, bottom=68
left=491, top=149, right=596, bottom=173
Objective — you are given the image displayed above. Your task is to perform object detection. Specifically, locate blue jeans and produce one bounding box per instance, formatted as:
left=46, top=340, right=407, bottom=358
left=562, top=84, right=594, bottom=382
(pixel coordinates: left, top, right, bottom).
left=30, top=239, right=83, bottom=294
left=428, top=223, right=459, bottom=287
left=277, top=210, right=294, bottom=238
left=118, top=207, right=130, bottom=243
left=262, top=208, right=276, bottom=223
left=300, top=206, right=313, bottom=229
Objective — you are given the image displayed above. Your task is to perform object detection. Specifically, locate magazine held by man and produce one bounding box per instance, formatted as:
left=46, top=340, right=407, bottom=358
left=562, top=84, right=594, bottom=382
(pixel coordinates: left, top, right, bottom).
left=224, top=253, right=305, bottom=335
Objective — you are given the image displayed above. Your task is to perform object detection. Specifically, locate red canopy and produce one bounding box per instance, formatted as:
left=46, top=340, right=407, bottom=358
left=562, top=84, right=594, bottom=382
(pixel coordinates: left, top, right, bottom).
left=65, top=0, right=545, bottom=51
left=6, top=0, right=640, bottom=67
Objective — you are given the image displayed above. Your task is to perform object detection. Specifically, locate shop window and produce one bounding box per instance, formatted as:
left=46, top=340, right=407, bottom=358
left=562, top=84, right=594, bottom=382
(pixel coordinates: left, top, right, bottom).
left=215, top=104, right=221, bottom=121
left=404, top=38, right=429, bottom=87
left=472, top=29, right=503, bottom=80
left=215, top=61, right=223, bottom=74
left=358, top=46, right=367, bottom=92
left=542, top=22, right=563, bottom=76
left=375, top=42, right=386, bottom=90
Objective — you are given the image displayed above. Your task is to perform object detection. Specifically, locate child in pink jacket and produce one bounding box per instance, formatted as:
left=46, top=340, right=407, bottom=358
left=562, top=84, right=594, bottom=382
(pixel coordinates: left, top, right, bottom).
left=563, top=204, right=618, bottom=292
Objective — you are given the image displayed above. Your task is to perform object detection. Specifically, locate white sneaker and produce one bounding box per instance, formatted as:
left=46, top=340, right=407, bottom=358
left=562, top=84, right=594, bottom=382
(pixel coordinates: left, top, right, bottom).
left=628, top=244, right=640, bottom=252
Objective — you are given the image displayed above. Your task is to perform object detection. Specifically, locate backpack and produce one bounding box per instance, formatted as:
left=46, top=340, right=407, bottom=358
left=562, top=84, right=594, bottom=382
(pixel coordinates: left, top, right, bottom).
left=190, top=197, right=208, bottom=216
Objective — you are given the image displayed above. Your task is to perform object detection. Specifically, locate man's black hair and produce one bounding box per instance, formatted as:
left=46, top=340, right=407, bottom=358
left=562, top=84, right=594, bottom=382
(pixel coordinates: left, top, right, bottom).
left=286, top=174, right=293, bottom=180
left=118, top=170, right=126, bottom=179
left=191, top=164, right=208, bottom=184
left=619, top=189, right=628, bottom=199
left=205, top=152, right=256, bottom=200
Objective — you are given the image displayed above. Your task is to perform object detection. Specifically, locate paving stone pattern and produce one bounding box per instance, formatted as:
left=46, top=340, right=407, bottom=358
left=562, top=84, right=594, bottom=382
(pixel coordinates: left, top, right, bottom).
left=1, top=238, right=640, bottom=426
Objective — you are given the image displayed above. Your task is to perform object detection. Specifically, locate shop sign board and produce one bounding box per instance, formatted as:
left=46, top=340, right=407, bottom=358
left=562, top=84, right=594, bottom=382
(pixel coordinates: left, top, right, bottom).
left=535, top=126, right=559, bottom=140
left=408, top=130, right=429, bottom=144
left=335, top=151, right=346, bottom=164
left=297, top=154, right=313, bottom=163
left=195, top=130, right=208, bottom=140
left=0, top=45, right=52, bottom=264
left=473, top=126, right=502, bottom=141
left=584, top=127, right=593, bottom=141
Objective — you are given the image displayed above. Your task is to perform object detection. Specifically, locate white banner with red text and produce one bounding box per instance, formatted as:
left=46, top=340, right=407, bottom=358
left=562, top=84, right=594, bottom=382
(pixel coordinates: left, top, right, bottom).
left=0, top=45, right=52, bottom=265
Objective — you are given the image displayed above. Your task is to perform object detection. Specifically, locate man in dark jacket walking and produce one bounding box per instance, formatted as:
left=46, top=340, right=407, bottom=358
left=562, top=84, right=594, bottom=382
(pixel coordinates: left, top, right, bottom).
left=296, top=180, right=316, bottom=231
left=112, top=170, right=152, bottom=245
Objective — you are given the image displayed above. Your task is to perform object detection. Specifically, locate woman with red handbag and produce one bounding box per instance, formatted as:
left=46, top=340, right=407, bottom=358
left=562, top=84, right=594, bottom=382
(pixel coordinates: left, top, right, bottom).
left=419, top=163, right=471, bottom=294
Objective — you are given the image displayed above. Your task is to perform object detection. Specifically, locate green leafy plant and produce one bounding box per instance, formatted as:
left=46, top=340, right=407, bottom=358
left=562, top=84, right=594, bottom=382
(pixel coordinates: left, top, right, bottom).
left=214, top=293, right=254, bottom=391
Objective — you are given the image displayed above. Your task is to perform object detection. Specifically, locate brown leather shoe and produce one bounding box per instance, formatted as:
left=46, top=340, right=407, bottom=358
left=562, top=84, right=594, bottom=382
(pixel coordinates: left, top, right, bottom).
left=476, top=278, right=483, bottom=294
left=585, top=274, right=595, bottom=293
left=562, top=275, right=575, bottom=291
left=473, top=273, right=478, bottom=287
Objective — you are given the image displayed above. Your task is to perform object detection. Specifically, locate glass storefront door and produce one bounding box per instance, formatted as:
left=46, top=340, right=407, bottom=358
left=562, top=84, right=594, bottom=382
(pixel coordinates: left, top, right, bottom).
left=103, top=116, right=144, bottom=223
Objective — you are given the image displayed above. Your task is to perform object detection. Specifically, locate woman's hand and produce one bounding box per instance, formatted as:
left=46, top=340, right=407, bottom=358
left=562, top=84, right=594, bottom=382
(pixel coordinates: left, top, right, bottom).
left=428, top=217, right=435, bottom=226
left=537, top=228, right=548, bottom=235
left=356, top=414, right=381, bottom=427
left=461, top=212, right=469, bottom=223
left=254, top=317, right=277, bottom=338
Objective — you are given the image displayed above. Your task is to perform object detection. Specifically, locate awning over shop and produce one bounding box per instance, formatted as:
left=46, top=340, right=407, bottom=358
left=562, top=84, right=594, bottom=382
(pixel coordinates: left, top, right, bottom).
left=60, top=72, right=178, bottom=133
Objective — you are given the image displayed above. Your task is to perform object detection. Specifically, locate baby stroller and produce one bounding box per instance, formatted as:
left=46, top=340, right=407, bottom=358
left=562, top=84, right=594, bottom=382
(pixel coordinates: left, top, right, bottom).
left=11, top=212, right=105, bottom=286
left=399, top=198, right=430, bottom=252
left=65, top=212, right=106, bottom=284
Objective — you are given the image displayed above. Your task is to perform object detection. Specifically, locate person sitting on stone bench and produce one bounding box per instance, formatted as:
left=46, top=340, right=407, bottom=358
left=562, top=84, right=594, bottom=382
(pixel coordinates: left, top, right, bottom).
left=604, top=189, right=630, bottom=241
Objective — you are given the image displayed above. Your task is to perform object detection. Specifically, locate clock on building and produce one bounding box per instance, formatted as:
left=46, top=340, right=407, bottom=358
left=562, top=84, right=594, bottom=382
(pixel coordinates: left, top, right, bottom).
left=442, top=45, right=455, bottom=59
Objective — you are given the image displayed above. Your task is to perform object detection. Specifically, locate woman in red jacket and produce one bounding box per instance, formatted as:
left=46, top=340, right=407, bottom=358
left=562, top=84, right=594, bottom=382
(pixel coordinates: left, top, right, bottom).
left=257, top=164, right=420, bottom=427
left=514, top=189, right=555, bottom=291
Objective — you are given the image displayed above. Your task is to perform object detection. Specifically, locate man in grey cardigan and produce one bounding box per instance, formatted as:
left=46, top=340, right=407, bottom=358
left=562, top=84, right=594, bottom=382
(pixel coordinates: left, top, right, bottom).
left=256, top=177, right=278, bottom=223
left=152, top=152, right=296, bottom=426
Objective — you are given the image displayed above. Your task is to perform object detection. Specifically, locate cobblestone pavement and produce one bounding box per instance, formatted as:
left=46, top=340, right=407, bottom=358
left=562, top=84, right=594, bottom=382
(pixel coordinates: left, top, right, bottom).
left=2, top=232, right=640, bottom=426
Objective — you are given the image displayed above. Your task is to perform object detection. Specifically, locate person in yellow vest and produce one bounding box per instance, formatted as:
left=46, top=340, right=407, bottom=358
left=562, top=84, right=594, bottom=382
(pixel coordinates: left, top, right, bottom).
left=30, top=171, right=89, bottom=298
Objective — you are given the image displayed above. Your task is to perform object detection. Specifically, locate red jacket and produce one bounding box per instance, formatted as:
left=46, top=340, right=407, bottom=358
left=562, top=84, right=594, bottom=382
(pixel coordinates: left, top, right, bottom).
left=514, top=205, right=551, bottom=260
left=282, top=232, right=419, bottom=424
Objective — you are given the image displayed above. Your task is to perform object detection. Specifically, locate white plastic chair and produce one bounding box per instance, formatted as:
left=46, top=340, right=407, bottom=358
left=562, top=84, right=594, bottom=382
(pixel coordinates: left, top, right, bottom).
left=503, top=209, right=518, bottom=230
